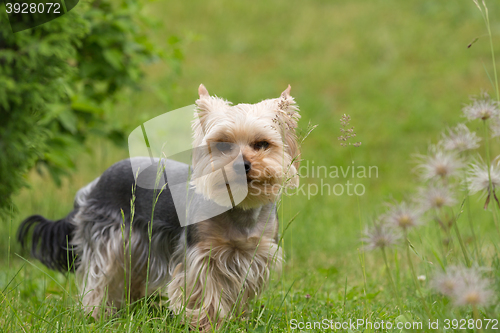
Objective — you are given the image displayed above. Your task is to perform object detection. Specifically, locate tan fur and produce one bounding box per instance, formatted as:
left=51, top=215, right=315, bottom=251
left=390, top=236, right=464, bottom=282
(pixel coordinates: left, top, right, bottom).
left=191, top=85, right=301, bottom=209
left=70, top=85, right=299, bottom=331
left=167, top=234, right=282, bottom=330
left=75, top=226, right=150, bottom=317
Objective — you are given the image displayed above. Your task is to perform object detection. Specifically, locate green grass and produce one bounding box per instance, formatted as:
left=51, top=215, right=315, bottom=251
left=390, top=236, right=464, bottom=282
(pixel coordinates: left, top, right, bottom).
left=2, top=0, right=500, bottom=331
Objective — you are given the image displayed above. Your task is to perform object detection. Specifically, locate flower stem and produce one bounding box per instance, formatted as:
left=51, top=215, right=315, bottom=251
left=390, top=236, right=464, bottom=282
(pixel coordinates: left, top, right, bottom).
left=381, top=247, right=404, bottom=315
left=461, top=162, right=480, bottom=263
left=433, top=211, right=448, bottom=266
left=483, top=121, right=500, bottom=236
left=405, top=236, right=432, bottom=319
left=483, top=2, right=500, bottom=101
left=451, top=207, right=471, bottom=267
left=473, top=305, right=483, bottom=333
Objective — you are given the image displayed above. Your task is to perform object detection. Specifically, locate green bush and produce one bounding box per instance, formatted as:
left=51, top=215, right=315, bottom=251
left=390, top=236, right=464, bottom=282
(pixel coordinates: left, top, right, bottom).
left=0, top=0, right=169, bottom=219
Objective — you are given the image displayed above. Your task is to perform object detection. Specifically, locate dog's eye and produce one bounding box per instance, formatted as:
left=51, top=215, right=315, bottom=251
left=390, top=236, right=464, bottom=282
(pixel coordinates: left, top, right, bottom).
left=253, top=141, right=270, bottom=150
left=216, top=142, right=232, bottom=153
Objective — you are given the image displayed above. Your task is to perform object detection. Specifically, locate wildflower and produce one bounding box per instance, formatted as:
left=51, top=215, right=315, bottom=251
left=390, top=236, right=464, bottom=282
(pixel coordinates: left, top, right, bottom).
left=462, top=92, right=500, bottom=121
left=338, top=114, right=361, bottom=147
left=417, top=184, right=457, bottom=211
left=415, top=146, right=464, bottom=181
left=384, top=201, right=424, bottom=230
left=431, top=266, right=495, bottom=307
left=362, top=222, right=401, bottom=250
left=439, top=123, right=481, bottom=152
left=466, top=156, right=500, bottom=209
left=417, top=275, right=426, bottom=282
left=431, top=266, right=463, bottom=297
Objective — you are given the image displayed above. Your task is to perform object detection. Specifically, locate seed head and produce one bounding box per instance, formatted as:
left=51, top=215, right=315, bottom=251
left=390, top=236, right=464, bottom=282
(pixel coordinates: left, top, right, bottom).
left=431, top=266, right=495, bottom=307
left=466, top=156, right=500, bottom=195
left=462, top=92, right=500, bottom=121
left=415, top=146, right=464, bottom=181
left=383, top=201, right=424, bottom=230
left=466, top=156, right=500, bottom=208
left=417, top=184, right=457, bottom=211
left=362, top=221, right=401, bottom=250
left=338, top=114, right=361, bottom=147
left=439, top=123, right=481, bottom=152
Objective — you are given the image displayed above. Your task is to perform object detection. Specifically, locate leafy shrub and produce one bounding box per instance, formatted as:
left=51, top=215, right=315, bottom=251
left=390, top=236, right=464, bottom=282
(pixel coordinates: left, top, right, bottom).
left=0, top=0, right=170, bottom=219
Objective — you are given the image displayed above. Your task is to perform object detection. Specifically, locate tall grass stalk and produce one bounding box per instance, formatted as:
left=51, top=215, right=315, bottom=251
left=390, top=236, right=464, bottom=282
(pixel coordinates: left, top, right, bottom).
left=432, top=210, right=449, bottom=266
left=473, top=0, right=500, bottom=98
left=473, top=305, right=483, bottom=333
left=450, top=205, right=471, bottom=267
left=404, top=236, right=432, bottom=319
left=473, top=0, right=500, bottom=242
left=483, top=121, right=500, bottom=237
left=461, top=160, right=481, bottom=262
left=380, top=248, right=404, bottom=316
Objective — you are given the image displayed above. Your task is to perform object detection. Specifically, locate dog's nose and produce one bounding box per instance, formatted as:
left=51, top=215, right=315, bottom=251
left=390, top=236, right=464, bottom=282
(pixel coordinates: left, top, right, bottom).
left=244, top=160, right=251, bottom=173
left=234, top=160, right=251, bottom=174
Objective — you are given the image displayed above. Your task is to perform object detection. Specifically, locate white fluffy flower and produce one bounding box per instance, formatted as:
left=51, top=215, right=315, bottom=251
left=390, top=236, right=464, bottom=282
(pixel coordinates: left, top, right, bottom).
left=362, top=222, right=401, bottom=250
left=384, top=201, right=424, bottom=230
left=415, top=146, right=464, bottom=181
left=418, top=184, right=457, bottom=211
left=432, top=266, right=495, bottom=307
left=466, top=156, right=500, bottom=196
left=463, top=93, right=500, bottom=121
left=439, top=124, right=481, bottom=152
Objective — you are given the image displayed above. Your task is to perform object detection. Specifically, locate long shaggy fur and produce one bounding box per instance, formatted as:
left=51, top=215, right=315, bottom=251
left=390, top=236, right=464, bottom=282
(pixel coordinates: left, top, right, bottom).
left=17, top=85, right=300, bottom=331
left=17, top=213, right=77, bottom=272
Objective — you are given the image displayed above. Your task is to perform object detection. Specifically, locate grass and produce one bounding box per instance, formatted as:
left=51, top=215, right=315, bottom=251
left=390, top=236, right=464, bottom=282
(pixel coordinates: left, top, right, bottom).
left=2, top=0, right=500, bottom=331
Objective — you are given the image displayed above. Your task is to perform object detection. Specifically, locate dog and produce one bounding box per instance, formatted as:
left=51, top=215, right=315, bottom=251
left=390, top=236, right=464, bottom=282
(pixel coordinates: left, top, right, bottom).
left=17, top=84, right=301, bottom=330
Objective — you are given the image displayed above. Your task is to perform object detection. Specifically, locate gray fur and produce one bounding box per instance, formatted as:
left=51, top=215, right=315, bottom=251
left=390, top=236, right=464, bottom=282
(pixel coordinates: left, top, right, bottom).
left=69, top=157, right=277, bottom=316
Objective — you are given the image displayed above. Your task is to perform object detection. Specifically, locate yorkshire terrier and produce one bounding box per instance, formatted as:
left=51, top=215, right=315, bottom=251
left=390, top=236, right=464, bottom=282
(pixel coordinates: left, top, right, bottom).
left=18, top=84, right=301, bottom=330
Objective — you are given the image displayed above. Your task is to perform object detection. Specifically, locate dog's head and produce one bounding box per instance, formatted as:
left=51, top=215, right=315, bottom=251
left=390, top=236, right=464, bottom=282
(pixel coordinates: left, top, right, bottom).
left=191, top=84, right=301, bottom=209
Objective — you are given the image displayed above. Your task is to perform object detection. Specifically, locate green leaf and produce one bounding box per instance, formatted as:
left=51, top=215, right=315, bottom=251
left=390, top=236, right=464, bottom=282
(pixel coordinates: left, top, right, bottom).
left=103, top=48, right=124, bottom=70
left=57, top=109, right=78, bottom=134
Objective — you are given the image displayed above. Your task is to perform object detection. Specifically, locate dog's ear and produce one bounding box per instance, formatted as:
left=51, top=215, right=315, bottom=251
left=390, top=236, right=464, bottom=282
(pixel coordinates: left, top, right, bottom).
left=195, top=84, right=230, bottom=116
left=193, top=85, right=232, bottom=143
left=198, top=84, right=209, bottom=98
left=280, top=84, right=292, bottom=99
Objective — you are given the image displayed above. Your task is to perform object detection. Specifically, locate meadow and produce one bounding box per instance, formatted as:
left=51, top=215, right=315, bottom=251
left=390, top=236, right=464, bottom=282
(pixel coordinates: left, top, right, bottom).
left=1, top=0, right=500, bottom=331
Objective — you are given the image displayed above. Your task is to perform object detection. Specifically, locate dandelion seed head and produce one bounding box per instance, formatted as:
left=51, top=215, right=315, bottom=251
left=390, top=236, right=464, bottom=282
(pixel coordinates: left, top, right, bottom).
left=431, top=266, right=495, bottom=307
left=418, top=185, right=457, bottom=211
left=454, top=275, right=495, bottom=307
left=462, top=92, right=500, bottom=121
left=362, top=222, right=401, bottom=250
left=384, top=201, right=423, bottom=230
left=432, top=270, right=462, bottom=296
left=466, top=157, right=500, bottom=195
left=415, top=147, right=463, bottom=181
left=439, top=124, right=481, bottom=152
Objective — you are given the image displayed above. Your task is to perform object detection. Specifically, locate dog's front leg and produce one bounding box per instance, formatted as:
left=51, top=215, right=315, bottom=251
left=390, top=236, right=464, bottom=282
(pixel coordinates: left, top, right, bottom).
left=166, top=249, right=241, bottom=331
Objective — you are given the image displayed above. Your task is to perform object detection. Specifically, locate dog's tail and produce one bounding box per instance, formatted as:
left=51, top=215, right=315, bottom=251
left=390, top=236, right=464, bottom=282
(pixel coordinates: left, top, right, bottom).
left=17, top=213, right=77, bottom=272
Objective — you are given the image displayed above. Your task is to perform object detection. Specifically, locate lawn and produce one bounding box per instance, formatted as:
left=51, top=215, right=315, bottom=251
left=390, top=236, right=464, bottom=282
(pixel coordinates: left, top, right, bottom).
left=1, top=0, right=500, bottom=331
